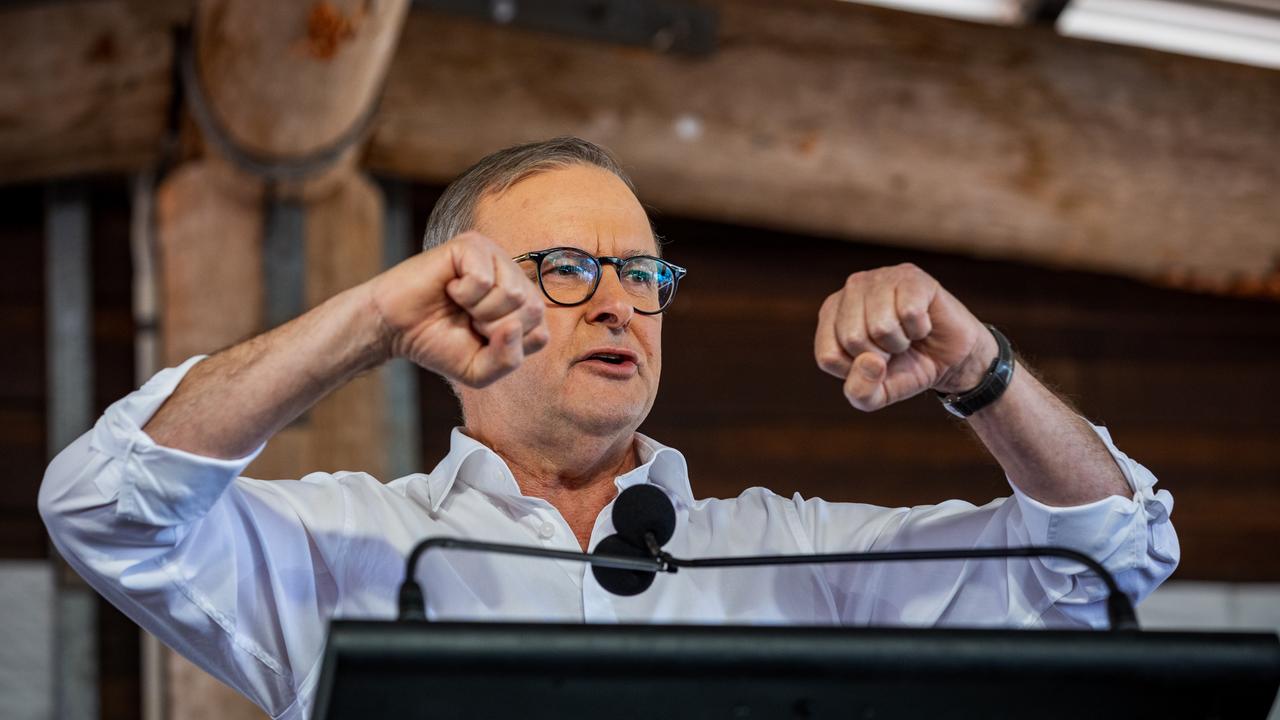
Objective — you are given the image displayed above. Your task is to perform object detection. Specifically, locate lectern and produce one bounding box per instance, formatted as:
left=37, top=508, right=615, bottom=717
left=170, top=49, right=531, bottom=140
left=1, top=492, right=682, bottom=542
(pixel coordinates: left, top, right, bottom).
left=312, top=621, right=1280, bottom=719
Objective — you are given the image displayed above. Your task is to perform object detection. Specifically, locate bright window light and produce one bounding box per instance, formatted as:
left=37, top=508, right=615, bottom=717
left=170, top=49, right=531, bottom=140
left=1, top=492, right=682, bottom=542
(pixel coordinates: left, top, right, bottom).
left=837, top=0, right=1035, bottom=25
left=1058, top=0, right=1280, bottom=70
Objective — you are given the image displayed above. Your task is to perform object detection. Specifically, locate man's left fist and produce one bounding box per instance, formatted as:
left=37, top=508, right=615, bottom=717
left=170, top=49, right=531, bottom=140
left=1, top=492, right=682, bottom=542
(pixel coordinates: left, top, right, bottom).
left=814, top=263, right=997, bottom=412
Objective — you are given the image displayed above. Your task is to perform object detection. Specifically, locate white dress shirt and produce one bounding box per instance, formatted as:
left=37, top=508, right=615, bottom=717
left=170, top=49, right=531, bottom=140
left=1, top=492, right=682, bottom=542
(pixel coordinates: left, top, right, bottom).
left=39, top=357, right=1179, bottom=720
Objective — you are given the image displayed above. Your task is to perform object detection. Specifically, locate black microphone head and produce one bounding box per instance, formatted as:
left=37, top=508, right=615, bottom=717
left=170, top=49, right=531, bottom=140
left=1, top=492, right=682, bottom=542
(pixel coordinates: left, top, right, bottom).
left=591, top=534, right=656, bottom=596
left=613, top=484, right=676, bottom=547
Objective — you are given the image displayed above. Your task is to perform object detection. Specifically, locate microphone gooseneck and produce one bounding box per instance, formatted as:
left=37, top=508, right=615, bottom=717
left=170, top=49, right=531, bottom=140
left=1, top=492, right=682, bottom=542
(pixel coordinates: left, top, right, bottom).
left=398, top=536, right=665, bottom=620
left=399, top=484, right=1141, bottom=631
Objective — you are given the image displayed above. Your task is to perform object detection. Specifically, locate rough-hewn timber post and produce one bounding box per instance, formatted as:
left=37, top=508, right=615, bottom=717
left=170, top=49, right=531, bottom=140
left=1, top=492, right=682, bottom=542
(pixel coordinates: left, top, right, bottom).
left=153, top=2, right=409, bottom=717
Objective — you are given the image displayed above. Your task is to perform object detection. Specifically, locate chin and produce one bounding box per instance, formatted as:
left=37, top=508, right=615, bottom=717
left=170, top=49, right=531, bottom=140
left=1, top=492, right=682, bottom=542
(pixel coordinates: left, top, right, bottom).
left=559, top=404, right=649, bottom=438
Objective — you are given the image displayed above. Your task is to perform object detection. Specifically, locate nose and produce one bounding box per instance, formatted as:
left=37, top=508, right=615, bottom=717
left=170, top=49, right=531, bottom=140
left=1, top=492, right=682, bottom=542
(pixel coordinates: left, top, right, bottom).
left=585, top=267, right=635, bottom=329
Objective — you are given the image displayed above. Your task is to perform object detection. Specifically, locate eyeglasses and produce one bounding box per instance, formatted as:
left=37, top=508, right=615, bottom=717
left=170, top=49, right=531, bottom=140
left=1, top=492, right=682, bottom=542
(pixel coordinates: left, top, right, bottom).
left=513, top=247, right=688, bottom=315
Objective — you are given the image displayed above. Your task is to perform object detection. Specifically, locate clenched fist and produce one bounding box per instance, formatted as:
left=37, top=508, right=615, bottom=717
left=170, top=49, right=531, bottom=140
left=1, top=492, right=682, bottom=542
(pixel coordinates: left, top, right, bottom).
left=370, top=232, right=549, bottom=388
left=814, top=263, right=997, bottom=412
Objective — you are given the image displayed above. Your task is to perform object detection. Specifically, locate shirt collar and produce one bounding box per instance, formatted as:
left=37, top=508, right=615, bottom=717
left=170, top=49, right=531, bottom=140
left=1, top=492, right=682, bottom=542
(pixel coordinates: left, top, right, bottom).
left=423, top=427, right=694, bottom=513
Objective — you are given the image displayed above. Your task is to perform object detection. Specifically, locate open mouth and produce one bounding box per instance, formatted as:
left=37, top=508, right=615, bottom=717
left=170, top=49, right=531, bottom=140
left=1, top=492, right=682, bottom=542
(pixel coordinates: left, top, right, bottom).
left=587, top=353, right=630, bottom=365
left=578, top=349, right=639, bottom=376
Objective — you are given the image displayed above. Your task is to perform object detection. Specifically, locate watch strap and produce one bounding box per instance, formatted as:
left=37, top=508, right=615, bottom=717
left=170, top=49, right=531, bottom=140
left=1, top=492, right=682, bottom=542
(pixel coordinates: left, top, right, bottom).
left=936, top=324, right=1014, bottom=419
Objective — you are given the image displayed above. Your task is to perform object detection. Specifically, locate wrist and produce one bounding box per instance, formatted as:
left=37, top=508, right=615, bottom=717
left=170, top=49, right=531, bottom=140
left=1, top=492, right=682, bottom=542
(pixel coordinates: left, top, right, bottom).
left=935, top=324, right=1015, bottom=419
left=337, top=281, right=396, bottom=374
left=936, top=325, right=1000, bottom=394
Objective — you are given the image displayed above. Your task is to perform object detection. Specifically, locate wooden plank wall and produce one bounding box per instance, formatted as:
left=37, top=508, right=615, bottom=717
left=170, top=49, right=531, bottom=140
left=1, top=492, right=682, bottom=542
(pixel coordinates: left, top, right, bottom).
left=2, top=176, right=1278, bottom=717
left=410, top=185, right=1280, bottom=583
left=0, top=181, right=136, bottom=559
left=0, top=184, right=47, bottom=559
left=0, top=179, right=141, bottom=719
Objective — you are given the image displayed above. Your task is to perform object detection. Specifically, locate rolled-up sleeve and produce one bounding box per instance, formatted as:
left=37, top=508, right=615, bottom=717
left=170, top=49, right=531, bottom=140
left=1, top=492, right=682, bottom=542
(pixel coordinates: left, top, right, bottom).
left=82, top=357, right=263, bottom=525
left=1007, top=423, right=1179, bottom=627
left=38, top=357, right=347, bottom=720
left=791, top=421, right=1179, bottom=629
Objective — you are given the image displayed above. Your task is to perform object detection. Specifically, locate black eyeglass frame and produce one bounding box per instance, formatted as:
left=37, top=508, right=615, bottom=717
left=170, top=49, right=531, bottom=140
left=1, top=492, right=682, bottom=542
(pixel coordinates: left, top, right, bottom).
left=513, top=247, right=688, bottom=315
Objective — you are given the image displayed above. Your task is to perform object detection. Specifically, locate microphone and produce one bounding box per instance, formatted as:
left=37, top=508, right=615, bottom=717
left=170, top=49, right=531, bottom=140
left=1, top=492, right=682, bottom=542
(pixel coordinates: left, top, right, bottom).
left=590, top=484, right=677, bottom=596
left=613, top=483, right=677, bottom=548
left=399, top=485, right=1141, bottom=631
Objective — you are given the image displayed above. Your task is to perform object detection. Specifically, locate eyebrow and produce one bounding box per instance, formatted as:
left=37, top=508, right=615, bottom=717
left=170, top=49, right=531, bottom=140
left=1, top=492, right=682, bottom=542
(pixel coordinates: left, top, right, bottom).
left=560, top=245, right=658, bottom=259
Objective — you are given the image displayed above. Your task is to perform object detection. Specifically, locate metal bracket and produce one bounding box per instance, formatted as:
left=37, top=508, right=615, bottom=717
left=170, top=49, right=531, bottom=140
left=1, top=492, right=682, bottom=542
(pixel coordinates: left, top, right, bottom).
left=416, top=0, right=718, bottom=55
left=262, top=195, right=307, bottom=330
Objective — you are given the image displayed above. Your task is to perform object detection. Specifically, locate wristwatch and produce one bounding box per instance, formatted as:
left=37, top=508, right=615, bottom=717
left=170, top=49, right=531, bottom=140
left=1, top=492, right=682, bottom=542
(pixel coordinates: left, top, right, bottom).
left=936, top=324, right=1015, bottom=419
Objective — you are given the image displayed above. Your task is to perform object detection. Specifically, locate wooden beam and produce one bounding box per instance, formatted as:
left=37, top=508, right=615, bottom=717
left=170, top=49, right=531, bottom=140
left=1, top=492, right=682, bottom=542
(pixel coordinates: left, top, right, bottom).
left=3, top=0, right=1277, bottom=295
left=154, top=2, right=408, bottom=715
left=369, top=0, right=1280, bottom=297
left=195, top=0, right=408, bottom=158
left=0, top=1, right=187, bottom=185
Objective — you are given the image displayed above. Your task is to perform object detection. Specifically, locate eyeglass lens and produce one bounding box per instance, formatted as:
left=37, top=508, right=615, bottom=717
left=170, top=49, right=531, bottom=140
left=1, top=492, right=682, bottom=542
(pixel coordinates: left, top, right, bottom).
left=539, top=249, right=676, bottom=312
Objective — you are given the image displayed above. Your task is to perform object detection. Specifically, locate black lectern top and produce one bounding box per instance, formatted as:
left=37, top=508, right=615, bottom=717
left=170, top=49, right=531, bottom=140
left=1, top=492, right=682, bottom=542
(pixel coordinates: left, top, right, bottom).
left=313, top=620, right=1280, bottom=719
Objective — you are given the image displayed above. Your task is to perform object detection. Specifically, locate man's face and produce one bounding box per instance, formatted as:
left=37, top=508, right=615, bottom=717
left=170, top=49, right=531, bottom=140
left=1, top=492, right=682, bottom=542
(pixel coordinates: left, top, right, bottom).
left=458, top=164, right=663, bottom=441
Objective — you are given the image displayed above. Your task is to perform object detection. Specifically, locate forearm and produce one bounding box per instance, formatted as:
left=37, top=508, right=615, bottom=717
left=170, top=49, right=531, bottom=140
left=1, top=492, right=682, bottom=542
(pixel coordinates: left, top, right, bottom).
left=966, top=359, right=1131, bottom=507
left=814, top=265, right=1142, bottom=510
left=143, top=281, right=390, bottom=459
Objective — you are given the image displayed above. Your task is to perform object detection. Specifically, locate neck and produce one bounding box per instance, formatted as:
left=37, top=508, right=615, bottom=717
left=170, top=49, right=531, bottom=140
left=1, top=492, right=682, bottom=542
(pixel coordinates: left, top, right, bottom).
left=464, top=424, right=641, bottom=550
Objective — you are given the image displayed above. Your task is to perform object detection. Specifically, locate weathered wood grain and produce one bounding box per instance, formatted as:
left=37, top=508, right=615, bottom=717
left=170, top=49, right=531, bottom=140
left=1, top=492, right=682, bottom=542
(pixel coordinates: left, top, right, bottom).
left=194, top=0, right=408, bottom=158
left=371, top=0, right=1280, bottom=296
left=0, top=1, right=186, bottom=184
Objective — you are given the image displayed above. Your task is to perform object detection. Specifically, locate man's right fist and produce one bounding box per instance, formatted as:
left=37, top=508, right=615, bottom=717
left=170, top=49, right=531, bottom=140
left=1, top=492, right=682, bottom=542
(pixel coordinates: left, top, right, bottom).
left=369, top=232, right=549, bottom=388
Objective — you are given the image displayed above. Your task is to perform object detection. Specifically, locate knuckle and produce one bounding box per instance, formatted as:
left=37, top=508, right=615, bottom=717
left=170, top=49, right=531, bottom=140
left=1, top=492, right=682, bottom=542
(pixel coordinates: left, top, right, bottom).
left=901, top=308, right=929, bottom=333
left=816, top=351, right=845, bottom=372
left=900, top=304, right=927, bottom=323
left=502, top=284, right=525, bottom=304
left=837, top=327, right=865, bottom=350
left=867, top=320, right=897, bottom=340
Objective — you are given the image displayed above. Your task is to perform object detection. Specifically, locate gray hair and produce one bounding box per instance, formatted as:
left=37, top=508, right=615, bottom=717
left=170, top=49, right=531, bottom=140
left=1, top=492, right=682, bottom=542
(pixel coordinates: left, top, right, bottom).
left=422, top=136, right=638, bottom=251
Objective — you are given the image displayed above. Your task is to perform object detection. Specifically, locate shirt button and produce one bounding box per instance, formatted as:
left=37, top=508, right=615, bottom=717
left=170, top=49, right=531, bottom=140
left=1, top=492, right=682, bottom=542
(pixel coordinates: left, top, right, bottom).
left=537, top=521, right=555, bottom=539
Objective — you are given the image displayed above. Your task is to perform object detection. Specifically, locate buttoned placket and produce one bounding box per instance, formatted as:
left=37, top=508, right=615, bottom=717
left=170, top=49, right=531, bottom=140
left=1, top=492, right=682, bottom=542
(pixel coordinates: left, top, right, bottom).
left=581, top=496, right=625, bottom=623
left=518, top=497, right=590, bottom=595
left=519, top=487, right=634, bottom=623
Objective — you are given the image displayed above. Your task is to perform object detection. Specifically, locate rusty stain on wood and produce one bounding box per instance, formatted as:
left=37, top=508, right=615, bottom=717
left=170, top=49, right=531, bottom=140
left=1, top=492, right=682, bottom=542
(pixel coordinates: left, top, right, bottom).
left=304, top=1, right=362, bottom=60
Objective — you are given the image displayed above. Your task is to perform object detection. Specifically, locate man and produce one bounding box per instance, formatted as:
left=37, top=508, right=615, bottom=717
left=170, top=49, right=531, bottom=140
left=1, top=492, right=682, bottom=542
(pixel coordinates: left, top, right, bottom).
left=40, top=137, right=1178, bottom=719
